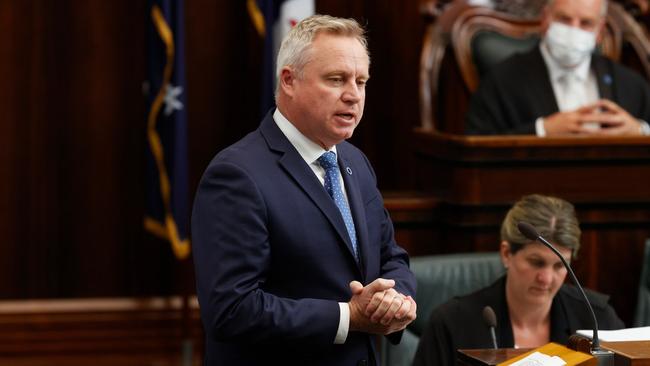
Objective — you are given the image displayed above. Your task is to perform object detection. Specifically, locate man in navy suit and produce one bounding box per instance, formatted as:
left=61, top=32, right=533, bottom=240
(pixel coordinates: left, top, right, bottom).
left=192, top=15, right=417, bottom=365
left=466, top=0, right=650, bottom=136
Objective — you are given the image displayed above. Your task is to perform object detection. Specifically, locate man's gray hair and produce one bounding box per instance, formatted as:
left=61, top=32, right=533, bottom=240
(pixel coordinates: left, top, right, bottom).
left=546, top=0, right=608, bottom=17
left=500, top=194, right=582, bottom=258
left=275, top=14, right=369, bottom=96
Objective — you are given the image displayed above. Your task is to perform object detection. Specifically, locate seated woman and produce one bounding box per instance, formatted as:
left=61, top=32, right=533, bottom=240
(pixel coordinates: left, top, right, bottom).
left=413, top=194, right=624, bottom=366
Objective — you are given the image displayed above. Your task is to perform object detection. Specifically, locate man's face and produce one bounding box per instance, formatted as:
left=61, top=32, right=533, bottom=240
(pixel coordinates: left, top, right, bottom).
left=502, top=242, right=572, bottom=307
left=542, top=0, right=605, bottom=35
left=282, top=33, right=369, bottom=149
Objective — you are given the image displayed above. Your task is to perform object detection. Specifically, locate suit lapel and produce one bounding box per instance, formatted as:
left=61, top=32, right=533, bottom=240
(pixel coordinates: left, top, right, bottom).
left=592, top=54, right=614, bottom=100
left=529, top=47, right=561, bottom=115
left=338, top=148, right=368, bottom=275
left=259, top=115, right=362, bottom=269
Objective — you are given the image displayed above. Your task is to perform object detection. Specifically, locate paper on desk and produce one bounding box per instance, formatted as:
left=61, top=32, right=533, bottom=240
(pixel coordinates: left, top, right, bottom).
left=576, top=326, right=650, bottom=342
left=509, top=351, right=566, bottom=366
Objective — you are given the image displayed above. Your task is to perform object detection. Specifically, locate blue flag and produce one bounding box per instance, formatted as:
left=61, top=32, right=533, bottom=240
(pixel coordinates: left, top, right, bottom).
left=145, top=0, right=190, bottom=260
left=247, top=0, right=314, bottom=117
left=248, top=0, right=282, bottom=117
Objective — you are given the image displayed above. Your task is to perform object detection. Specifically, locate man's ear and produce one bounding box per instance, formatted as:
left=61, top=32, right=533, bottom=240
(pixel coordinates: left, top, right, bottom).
left=595, top=18, right=606, bottom=43
left=278, top=67, right=296, bottom=97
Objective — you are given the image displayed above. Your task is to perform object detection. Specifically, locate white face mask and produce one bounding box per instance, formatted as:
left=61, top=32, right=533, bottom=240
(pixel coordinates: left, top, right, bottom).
left=544, top=22, right=597, bottom=68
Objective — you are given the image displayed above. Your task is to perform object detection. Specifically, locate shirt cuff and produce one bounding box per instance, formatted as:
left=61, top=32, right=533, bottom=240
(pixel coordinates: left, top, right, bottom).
left=639, top=120, right=650, bottom=136
left=334, top=302, right=350, bottom=344
left=535, top=117, right=546, bottom=137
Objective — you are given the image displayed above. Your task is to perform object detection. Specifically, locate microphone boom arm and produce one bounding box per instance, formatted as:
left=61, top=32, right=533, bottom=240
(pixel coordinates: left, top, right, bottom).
left=517, top=222, right=613, bottom=365
left=533, top=234, right=601, bottom=351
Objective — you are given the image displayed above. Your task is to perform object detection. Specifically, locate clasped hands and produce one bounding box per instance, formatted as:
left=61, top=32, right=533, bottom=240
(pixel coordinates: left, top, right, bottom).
left=544, top=99, right=644, bottom=136
left=348, top=278, right=417, bottom=335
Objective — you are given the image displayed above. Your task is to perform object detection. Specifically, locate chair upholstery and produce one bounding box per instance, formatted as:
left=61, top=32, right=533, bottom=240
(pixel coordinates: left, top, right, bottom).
left=381, top=251, right=504, bottom=366
left=418, top=0, right=650, bottom=133
left=450, top=7, right=545, bottom=93
left=470, top=31, right=539, bottom=85
left=634, top=239, right=650, bottom=326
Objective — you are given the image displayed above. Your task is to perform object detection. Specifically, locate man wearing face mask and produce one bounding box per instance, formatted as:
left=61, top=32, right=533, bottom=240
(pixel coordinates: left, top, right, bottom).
left=465, top=0, right=650, bottom=136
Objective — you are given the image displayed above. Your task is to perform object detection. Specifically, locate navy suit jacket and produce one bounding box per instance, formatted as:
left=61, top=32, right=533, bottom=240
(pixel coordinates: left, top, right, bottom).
left=192, top=111, right=416, bottom=365
left=466, top=46, right=650, bottom=135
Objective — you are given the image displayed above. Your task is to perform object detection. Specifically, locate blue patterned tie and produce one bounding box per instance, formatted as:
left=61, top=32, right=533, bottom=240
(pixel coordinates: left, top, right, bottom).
left=317, top=151, right=359, bottom=261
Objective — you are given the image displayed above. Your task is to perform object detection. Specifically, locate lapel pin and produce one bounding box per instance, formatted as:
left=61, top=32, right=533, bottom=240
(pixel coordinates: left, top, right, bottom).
left=346, top=167, right=352, bottom=175
left=603, top=74, right=612, bottom=85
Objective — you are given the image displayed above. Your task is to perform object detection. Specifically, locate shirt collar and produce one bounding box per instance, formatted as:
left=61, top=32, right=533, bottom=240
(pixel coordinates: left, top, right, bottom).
left=273, top=108, right=336, bottom=165
left=539, top=41, right=592, bottom=83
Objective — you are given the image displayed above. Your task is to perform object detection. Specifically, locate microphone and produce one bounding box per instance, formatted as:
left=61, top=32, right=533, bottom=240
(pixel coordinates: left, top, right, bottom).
left=517, top=222, right=614, bottom=365
left=482, top=305, right=498, bottom=349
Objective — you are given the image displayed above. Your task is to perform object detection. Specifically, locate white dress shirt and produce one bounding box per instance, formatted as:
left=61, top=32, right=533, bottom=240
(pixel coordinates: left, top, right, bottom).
left=536, top=42, right=599, bottom=136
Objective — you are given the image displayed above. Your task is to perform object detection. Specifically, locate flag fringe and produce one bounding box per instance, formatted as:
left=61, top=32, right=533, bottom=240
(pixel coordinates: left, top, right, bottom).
left=247, top=0, right=266, bottom=37
left=146, top=4, right=190, bottom=260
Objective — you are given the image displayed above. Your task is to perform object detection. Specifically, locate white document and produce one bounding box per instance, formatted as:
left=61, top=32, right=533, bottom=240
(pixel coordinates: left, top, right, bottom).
left=576, top=326, right=650, bottom=342
left=509, top=351, right=567, bottom=366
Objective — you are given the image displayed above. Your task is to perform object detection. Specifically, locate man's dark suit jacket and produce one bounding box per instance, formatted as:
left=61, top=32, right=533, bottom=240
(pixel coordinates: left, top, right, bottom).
left=191, top=111, right=416, bottom=366
left=465, top=46, right=650, bottom=135
left=413, top=276, right=625, bottom=366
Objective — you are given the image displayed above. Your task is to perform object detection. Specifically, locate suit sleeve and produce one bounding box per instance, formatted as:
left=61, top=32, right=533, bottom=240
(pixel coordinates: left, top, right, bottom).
left=640, top=81, right=650, bottom=122
left=191, top=160, right=340, bottom=345
left=358, top=151, right=416, bottom=298
left=465, top=72, right=537, bottom=135
left=357, top=152, right=417, bottom=345
left=378, top=202, right=417, bottom=304
left=627, top=69, right=650, bottom=123
left=379, top=192, right=416, bottom=345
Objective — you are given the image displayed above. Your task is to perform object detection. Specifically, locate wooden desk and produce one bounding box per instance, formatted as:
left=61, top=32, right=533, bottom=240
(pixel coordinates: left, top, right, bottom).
left=457, top=348, right=529, bottom=365
left=603, top=341, right=650, bottom=366
left=414, top=130, right=650, bottom=324
left=457, top=341, right=650, bottom=365
left=458, top=343, right=595, bottom=365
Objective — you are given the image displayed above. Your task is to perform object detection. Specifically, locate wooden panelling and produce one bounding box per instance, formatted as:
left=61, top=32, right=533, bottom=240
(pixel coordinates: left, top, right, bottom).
left=0, top=296, right=203, bottom=366
left=384, top=192, right=441, bottom=256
